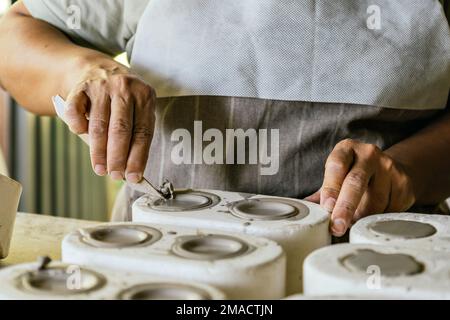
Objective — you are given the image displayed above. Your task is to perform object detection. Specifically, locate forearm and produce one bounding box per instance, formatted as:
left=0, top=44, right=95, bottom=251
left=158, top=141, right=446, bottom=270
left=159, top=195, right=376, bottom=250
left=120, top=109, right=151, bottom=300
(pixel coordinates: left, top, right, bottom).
left=0, top=2, right=122, bottom=115
left=385, top=110, right=450, bottom=205
left=0, top=3, right=155, bottom=182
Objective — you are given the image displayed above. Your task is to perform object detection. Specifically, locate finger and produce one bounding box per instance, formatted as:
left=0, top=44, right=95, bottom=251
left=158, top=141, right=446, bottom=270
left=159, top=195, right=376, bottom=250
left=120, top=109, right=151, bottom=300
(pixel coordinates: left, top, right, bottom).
left=353, top=168, right=391, bottom=223
left=320, top=141, right=355, bottom=213
left=107, top=95, right=133, bottom=180
left=386, top=170, right=415, bottom=212
left=65, top=90, right=89, bottom=134
left=304, top=189, right=321, bottom=203
left=331, top=161, right=376, bottom=236
left=125, top=90, right=156, bottom=183
left=88, top=92, right=110, bottom=177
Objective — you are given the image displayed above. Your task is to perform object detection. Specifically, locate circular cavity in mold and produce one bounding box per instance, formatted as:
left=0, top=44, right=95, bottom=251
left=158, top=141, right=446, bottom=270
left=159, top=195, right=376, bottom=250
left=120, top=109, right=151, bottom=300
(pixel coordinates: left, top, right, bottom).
left=149, top=190, right=220, bottom=212
left=229, top=198, right=309, bottom=221
left=341, top=249, right=424, bottom=277
left=369, top=220, right=437, bottom=239
left=80, top=225, right=162, bottom=248
left=172, top=235, right=252, bottom=260
left=18, top=266, right=106, bottom=295
left=118, top=283, right=212, bottom=300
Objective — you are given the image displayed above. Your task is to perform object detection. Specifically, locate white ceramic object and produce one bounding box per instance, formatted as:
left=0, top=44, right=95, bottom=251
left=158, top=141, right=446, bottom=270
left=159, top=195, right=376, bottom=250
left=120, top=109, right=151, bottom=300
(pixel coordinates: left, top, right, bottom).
left=0, top=260, right=226, bottom=300
left=303, top=243, right=450, bottom=299
left=0, top=174, right=22, bottom=259
left=132, top=189, right=330, bottom=293
left=350, top=213, right=450, bottom=252
left=62, top=222, right=286, bottom=299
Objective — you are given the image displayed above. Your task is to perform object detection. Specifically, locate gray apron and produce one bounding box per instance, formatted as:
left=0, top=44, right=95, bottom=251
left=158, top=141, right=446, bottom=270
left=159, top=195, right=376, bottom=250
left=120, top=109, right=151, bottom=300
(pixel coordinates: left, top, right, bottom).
left=114, top=0, right=450, bottom=221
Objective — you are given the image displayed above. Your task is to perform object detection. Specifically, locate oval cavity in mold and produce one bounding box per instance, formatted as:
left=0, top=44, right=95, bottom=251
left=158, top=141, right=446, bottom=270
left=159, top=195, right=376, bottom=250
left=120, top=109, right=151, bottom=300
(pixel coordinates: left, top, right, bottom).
left=229, top=198, right=309, bottom=221
left=18, top=266, right=106, bottom=295
left=80, top=225, right=162, bottom=248
left=150, top=190, right=220, bottom=212
left=118, top=283, right=212, bottom=300
left=369, top=220, right=437, bottom=239
left=340, top=249, right=424, bottom=277
left=172, top=235, right=252, bottom=260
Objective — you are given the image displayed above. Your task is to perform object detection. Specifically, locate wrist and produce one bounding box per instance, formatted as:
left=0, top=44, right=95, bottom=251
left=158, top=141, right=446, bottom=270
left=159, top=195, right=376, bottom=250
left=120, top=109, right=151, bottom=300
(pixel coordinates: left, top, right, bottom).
left=64, top=51, right=130, bottom=96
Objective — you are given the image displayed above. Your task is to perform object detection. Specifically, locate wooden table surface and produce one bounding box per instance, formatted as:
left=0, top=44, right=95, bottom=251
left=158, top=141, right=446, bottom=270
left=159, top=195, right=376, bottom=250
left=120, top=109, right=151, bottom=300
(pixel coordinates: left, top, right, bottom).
left=1, top=213, right=98, bottom=267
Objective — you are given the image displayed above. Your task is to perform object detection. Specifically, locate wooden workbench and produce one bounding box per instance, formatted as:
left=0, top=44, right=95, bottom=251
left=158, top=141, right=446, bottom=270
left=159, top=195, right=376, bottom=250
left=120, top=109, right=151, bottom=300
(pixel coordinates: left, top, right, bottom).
left=0, top=213, right=98, bottom=267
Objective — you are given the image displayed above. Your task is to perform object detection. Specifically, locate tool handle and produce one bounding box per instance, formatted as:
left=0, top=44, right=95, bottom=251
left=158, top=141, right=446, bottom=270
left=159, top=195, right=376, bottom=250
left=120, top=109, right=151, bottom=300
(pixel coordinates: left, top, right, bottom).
left=52, top=95, right=90, bottom=146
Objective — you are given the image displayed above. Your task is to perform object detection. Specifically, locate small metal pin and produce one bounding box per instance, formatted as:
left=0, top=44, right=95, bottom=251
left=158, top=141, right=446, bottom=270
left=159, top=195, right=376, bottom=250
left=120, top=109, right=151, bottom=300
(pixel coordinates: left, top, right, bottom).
left=127, top=177, right=175, bottom=200
left=160, top=180, right=175, bottom=200
left=37, top=256, right=52, bottom=271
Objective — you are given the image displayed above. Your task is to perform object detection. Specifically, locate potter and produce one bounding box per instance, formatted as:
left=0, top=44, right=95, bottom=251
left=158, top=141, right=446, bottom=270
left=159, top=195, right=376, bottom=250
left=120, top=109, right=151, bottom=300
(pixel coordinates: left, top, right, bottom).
left=1, top=1, right=449, bottom=237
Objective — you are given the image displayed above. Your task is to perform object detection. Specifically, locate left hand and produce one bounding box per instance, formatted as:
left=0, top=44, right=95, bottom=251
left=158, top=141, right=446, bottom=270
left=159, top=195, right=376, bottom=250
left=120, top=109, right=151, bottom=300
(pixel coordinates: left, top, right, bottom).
left=305, top=139, right=416, bottom=237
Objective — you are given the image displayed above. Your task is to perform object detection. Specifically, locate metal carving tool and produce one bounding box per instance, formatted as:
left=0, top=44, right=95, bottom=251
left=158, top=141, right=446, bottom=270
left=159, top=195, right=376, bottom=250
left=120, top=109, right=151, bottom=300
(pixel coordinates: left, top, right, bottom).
left=52, top=95, right=173, bottom=200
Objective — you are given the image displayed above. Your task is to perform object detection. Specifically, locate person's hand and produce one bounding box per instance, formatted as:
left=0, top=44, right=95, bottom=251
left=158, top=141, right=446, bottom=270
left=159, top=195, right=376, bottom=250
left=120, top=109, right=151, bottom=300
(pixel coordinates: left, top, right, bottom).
left=64, top=63, right=156, bottom=183
left=305, top=139, right=416, bottom=237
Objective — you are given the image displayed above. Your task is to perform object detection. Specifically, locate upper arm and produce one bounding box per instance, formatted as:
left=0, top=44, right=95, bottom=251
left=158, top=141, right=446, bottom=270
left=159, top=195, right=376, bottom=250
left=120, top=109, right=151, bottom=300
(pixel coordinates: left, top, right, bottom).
left=20, top=0, right=147, bottom=57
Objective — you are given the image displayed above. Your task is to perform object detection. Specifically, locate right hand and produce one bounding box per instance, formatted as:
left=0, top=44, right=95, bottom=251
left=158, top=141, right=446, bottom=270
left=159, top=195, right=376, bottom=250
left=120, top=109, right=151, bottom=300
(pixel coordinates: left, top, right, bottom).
left=64, top=63, right=156, bottom=183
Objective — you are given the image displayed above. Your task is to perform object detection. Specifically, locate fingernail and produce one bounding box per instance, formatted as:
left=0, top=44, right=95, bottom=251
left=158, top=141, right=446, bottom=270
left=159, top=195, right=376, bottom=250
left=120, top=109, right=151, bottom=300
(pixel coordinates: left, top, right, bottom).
left=94, top=165, right=107, bottom=176
left=126, top=173, right=142, bottom=184
left=332, top=218, right=347, bottom=236
left=323, top=198, right=336, bottom=213
left=110, top=171, right=124, bottom=181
